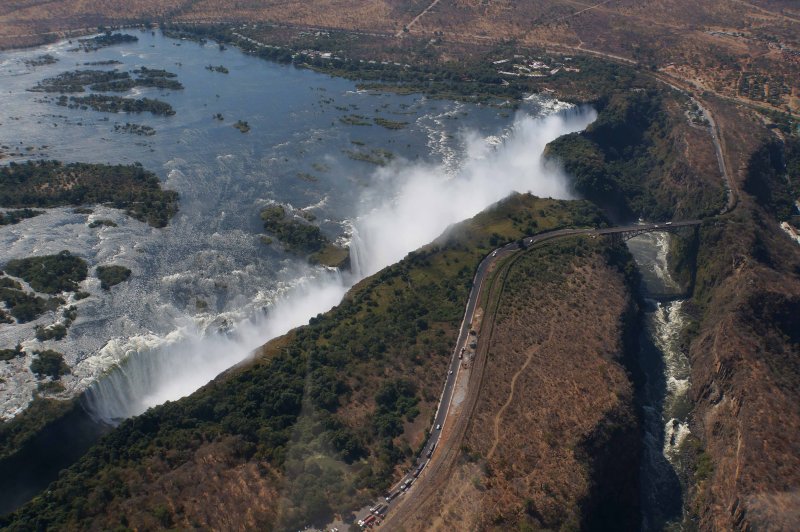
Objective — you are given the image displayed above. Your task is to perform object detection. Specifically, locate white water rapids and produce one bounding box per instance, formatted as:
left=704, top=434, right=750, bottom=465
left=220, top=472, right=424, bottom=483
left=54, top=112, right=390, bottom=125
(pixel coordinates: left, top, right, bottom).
left=627, top=231, right=692, bottom=530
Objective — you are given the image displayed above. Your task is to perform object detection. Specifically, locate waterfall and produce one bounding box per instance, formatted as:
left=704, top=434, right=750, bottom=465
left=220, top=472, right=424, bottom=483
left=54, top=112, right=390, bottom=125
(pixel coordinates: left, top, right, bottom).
left=85, top=106, right=598, bottom=423
left=84, top=269, right=350, bottom=422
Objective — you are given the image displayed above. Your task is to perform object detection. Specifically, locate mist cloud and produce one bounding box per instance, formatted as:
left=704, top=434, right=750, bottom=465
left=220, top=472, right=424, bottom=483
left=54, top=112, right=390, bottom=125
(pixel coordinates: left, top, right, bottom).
left=85, top=105, right=597, bottom=422
left=350, top=106, right=597, bottom=276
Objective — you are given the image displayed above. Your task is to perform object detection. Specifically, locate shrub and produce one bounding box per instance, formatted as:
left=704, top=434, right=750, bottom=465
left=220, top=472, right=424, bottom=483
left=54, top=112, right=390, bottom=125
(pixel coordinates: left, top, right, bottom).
left=96, top=265, right=131, bottom=290
left=30, top=350, right=70, bottom=379
left=35, top=324, right=68, bottom=341
left=5, top=251, right=88, bottom=294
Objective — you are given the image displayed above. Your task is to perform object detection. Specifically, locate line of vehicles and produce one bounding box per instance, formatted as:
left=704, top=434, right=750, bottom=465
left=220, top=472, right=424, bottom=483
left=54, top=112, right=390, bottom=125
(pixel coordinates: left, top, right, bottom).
left=356, top=457, right=432, bottom=528
left=353, top=306, right=484, bottom=528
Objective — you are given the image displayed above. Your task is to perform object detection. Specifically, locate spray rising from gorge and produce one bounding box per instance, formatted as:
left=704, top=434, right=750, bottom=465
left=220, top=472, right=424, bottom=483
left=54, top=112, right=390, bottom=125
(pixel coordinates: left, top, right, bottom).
left=85, top=106, right=597, bottom=422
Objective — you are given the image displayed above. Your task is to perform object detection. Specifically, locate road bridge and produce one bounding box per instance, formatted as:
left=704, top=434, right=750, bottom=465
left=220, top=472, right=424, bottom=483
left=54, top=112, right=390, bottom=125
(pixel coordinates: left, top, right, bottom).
left=596, top=220, right=701, bottom=243
left=353, top=218, right=703, bottom=530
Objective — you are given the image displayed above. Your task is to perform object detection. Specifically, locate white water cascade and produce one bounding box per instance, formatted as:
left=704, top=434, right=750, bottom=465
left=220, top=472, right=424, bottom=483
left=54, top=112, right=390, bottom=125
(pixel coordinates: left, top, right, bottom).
left=85, top=106, right=598, bottom=423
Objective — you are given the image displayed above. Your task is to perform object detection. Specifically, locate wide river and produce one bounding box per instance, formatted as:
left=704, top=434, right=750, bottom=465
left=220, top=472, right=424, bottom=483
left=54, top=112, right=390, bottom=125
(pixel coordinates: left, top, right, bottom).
left=0, top=30, right=593, bottom=425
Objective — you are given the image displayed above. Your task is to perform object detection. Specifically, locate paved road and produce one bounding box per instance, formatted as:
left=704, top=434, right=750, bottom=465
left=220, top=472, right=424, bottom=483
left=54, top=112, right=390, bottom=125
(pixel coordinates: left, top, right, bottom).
left=351, top=220, right=701, bottom=529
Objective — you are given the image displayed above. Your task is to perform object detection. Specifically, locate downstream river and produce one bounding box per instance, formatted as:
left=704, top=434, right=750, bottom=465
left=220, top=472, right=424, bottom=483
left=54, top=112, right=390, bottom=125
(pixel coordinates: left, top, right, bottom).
left=628, top=232, right=692, bottom=531
left=0, top=30, right=594, bottom=511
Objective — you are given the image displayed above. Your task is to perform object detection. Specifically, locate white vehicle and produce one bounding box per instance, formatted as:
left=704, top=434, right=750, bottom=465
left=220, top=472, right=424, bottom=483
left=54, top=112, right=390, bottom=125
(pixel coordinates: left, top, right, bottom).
left=666, top=221, right=673, bottom=225
left=449, top=369, right=453, bottom=375
left=436, top=424, right=441, bottom=430
left=491, top=250, right=498, bottom=257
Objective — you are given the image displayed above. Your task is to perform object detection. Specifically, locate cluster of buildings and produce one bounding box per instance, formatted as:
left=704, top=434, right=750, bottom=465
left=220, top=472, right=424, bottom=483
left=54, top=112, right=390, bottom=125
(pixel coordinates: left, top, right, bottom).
left=493, top=55, right=581, bottom=78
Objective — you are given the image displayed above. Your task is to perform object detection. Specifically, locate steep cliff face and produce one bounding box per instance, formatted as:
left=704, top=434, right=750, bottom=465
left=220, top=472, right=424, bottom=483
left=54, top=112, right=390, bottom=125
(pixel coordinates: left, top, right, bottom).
left=678, top=100, right=800, bottom=530
left=697, top=256, right=800, bottom=530
left=546, top=89, right=725, bottom=222
left=687, top=238, right=800, bottom=531
left=393, top=237, right=642, bottom=531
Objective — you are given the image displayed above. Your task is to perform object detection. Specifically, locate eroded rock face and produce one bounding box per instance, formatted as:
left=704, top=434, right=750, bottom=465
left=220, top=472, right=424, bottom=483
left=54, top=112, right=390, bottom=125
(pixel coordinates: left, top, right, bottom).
left=689, top=270, right=800, bottom=531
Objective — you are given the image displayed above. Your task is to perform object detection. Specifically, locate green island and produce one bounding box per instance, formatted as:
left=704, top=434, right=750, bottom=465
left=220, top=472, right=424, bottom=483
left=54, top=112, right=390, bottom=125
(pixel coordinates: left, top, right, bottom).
left=84, top=60, right=122, bottom=66
left=0, top=208, right=44, bottom=226
left=0, top=344, right=24, bottom=361
left=133, top=67, right=177, bottom=79
left=205, top=64, right=229, bottom=74
left=31, top=70, right=130, bottom=93
left=260, top=205, right=349, bottom=268
left=35, top=324, right=68, bottom=341
left=0, top=195, right=607, bottom=530
left=2, top=252, right=85, bottom=331
left=23, top=54, right=58, bottom=67
left=373, top=117, right=408, bottom=130
left=72, top=32, right=138, bottom=52
left=113, top=123, right=155, bottom=136
left=344, top=147, right=395, bottom=166
left=29, top=350, right=69, bottom=380
left=233, top=120, right=250, bottom=133
left=0, top=160, right=179, bottom=227
left=5, top=251, right=88, bottom=294
left=32, top=67, right=182, bottom=93
left=339, top=114, right=372, bottom=126
left=0, top=275, right=60, bottom=323
left=0, top=252, right=86, bottom=340
left=96, top=67, right=182, bottom=91
left=57, top=94, right=176, bottom=116
left=88, top=219, right=117, bottom=228
left=96, top=265, right=132, bottom=290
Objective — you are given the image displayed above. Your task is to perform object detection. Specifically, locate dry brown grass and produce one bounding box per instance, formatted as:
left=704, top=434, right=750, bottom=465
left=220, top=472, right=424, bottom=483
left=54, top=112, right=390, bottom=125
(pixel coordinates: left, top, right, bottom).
left=689, top=264, right=800, bottom=531
left=112, top=436, right=281, bottom=530
left=395, top=240, right=639, bottom=531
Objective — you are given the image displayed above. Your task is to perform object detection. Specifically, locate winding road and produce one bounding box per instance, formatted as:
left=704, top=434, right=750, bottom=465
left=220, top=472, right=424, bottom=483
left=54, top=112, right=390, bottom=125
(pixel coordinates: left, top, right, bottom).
left=353, top=219, right=701, bottom=529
